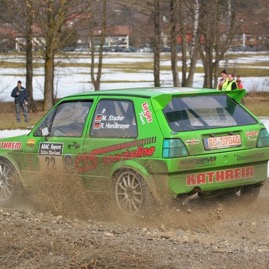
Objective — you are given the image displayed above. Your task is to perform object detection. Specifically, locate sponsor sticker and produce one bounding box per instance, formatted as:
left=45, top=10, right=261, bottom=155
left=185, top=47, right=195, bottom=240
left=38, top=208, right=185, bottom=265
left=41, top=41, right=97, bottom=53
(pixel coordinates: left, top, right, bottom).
left=26, top=139, right=36, bottom=146
left=245, top=131, right=259, bottom=141
left=39, top=142, right=63, bottom=156
left=185, top=139, right=200, bottom=146
left=186, top=166, right=254, bottom=186
left=140, top=102, right=153, bottom=124
left=0, top=141, right=22, bottom=150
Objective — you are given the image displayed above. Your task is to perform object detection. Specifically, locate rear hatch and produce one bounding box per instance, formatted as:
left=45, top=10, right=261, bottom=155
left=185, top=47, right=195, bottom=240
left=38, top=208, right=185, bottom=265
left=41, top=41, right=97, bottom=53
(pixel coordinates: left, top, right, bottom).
left=160, top=91, right=269, bottom=171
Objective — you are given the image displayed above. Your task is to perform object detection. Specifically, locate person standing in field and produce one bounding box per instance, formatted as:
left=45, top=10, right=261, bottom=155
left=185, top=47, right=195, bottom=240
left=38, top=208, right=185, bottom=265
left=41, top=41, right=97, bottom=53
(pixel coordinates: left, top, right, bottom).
left=11, top=80, right=29, bottom=123
left=226, top=73, right=238, bottom=91
left=236, top=75, right=244, bottom=89
left=217, top=69, right=229, bottom=91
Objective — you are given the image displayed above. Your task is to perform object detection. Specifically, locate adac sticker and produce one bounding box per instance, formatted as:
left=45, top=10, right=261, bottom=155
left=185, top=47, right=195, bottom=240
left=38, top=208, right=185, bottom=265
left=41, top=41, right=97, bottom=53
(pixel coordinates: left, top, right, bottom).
left=39, top=142, right=63, bottom=156
left=0, top=141, right=22, bottom=150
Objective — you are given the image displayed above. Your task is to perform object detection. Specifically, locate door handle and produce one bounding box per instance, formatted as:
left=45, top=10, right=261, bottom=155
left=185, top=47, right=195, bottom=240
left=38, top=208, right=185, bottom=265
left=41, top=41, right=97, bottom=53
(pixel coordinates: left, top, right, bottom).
left=68, top=142, right=80, bottom=149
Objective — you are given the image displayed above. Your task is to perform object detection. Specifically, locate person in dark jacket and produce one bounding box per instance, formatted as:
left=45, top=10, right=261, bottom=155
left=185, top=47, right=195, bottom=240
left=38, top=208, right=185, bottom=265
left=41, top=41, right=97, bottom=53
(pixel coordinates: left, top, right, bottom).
left=11, top=80, right=29, bottom=122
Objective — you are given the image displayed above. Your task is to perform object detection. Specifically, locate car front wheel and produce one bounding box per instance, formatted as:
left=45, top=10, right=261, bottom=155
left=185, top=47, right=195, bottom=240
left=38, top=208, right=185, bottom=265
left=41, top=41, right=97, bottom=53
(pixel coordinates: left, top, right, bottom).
left=0, top=159, right=23, bottom=206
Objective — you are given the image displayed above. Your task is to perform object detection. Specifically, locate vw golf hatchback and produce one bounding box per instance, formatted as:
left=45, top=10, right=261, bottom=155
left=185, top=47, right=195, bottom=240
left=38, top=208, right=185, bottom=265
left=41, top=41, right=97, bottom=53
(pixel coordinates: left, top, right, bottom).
left=1, top=87, right=269, bottom=215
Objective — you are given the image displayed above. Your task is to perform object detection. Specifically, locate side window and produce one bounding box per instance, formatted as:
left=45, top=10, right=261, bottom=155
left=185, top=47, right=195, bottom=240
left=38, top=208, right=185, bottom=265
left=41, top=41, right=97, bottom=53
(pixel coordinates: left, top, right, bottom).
left=34, top=108, right=56, bottom=136
left=90, top=99, right=137, bottom=138
left=34, top=101, right=92, bottom=137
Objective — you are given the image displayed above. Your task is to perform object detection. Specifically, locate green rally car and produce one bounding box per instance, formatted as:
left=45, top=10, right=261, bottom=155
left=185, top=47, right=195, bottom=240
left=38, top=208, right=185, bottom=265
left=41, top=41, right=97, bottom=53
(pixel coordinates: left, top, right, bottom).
left=1, top=87, right=269, bottom=215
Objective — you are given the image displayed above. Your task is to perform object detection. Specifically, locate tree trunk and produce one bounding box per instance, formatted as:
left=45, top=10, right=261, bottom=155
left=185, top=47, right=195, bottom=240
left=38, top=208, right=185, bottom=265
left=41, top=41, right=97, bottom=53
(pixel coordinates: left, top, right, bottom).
left=44, top=53, right=54, bottom=111
left=170, top=0, right=180, bottom=87
left=90, top=0, right=107, bottom=91
left=25, top=0, right=37, bottom=112
left=153, top=0, right=160, bottom=87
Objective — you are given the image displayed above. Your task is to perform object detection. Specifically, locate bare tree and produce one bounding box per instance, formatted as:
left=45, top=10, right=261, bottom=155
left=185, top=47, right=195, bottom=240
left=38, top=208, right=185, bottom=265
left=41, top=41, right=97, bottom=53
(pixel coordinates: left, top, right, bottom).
left=25, top=0, right=37, bottom=112
left=198, top=0, right=243, bottom=88
left=118, top=0, right=162, bottom=87
left=89, top=0, right=107, bottom=91
left=31, top=0, right=92, bottom=111
left=153, top=0, right=161, bottom=87
left=0, top=0, right=37, bottom=111
left=169, top=0, right=180, bottom=87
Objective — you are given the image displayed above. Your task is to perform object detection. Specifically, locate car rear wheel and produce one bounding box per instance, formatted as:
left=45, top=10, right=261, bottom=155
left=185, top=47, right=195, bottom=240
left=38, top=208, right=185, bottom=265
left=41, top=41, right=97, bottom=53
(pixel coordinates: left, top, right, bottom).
left=0, top=159, right=23, bottom=207
left=114, top=169, right=153, bottom=216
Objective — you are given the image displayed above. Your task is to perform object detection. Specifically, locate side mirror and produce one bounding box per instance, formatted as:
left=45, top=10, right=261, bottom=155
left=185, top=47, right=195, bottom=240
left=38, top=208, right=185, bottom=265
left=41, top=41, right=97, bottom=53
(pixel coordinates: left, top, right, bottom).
left=41, top=127, right=49, bottom=140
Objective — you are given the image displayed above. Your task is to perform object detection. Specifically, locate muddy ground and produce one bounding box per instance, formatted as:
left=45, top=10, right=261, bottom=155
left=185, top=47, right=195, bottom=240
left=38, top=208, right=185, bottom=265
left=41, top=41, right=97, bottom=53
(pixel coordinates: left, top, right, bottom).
left=0, top=173, right=269, bottom=269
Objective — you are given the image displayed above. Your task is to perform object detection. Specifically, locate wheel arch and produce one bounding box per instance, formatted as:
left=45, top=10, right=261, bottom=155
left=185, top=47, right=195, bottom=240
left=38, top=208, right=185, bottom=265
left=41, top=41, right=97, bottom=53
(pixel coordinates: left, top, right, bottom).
left=110, top=160, right=162, bottom=202
left=0, top=155, right=24, bottom=186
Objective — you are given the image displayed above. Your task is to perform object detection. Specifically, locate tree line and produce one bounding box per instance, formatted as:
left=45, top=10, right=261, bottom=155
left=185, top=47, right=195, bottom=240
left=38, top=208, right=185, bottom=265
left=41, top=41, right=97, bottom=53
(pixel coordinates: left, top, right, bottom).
left=0, top=0, right=268, bottom=112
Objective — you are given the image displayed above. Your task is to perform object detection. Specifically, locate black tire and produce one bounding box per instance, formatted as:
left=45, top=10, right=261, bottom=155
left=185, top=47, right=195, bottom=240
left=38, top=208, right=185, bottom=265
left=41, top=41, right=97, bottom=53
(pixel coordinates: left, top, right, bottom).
left=0, top=159, right=24, bottom=207
left=239, top=185, right=261, bottom=203
left=113, top=169, right=154, bottom=216
left=217, top=185, right=261, bottom=204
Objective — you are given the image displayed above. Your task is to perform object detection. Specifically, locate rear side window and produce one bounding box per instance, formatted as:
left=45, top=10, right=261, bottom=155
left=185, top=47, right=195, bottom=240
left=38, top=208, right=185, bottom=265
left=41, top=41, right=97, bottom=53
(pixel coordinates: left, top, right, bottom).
left=163, top=95, right=257, bottom=132
left=90, top=99, right=137, bottom=138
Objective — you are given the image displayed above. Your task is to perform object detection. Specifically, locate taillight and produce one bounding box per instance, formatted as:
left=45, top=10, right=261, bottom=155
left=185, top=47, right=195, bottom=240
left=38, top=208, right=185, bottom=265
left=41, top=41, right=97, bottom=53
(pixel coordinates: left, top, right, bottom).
left=162, top=139, right=188, bottom=158
left=257, top=128, right=269, bottom=147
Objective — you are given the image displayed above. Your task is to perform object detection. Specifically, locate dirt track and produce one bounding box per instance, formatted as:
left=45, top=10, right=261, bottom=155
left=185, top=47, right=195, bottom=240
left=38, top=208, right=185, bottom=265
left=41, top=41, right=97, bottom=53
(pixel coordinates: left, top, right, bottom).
left=0, top=178, right=269, bottom=269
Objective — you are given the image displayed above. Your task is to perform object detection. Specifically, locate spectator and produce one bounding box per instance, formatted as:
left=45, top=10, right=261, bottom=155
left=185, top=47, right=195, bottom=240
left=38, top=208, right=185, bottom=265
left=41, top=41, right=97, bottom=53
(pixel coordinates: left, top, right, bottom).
left=226, top=74, right=238, bottom=91
left=11, top=80, right=29, bottom=123
left=236, top=75, right=244, bottom=89
left=217, top=69, right=229, bottom=91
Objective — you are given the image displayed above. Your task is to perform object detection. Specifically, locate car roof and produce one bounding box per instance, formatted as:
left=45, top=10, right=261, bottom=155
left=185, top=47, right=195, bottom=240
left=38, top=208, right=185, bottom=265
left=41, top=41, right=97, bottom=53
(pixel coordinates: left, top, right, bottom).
left=65, top=87, right=246, bottom=105
left=67, top=87, right=220, bottom=98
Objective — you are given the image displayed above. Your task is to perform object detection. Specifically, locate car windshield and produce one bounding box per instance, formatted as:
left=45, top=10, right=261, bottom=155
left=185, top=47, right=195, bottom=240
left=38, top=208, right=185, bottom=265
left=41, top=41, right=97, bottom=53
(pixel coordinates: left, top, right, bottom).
left=163, top=94, right=257, bottom=132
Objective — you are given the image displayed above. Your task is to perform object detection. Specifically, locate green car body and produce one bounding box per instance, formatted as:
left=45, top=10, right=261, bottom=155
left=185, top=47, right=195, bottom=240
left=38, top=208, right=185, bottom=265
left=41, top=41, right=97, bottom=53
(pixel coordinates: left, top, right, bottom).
left=1, top=87, right=269, bottom=215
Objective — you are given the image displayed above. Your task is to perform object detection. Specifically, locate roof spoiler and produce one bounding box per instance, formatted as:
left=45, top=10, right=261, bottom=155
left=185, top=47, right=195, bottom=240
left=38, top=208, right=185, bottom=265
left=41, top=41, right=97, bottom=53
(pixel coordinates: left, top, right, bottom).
left=226, top=89, right=246, bottom=103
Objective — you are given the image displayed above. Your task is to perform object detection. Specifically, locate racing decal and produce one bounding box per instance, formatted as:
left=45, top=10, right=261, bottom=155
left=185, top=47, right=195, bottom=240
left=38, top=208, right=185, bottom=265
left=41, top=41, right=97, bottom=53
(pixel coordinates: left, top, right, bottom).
left=44, top=156, right=56, bottom=169
left=245, top=131, right=259, bottom=141
left=90, top=137, right=156, bottom=155
left=184, top=139, right=200, bottom=146
left=186, top=166, right=254, bottom=186
left=139, top=102, right=153, bottom=125
left=26, top=139, right=36, bottom=146
left=235, top=152, right=265, bottom=161
left=39, top=142, right=63, bottom=156
left=103, top=146, right=155, bottom=165
left=75, top=153, right=98, bottom=173
left=75, top=137, right=157, bottom=173
left=93, top=113, right=130, bottom=130
left=0, top=141, right=22, bottom=150
left=180, top=157, right=216, bottom=168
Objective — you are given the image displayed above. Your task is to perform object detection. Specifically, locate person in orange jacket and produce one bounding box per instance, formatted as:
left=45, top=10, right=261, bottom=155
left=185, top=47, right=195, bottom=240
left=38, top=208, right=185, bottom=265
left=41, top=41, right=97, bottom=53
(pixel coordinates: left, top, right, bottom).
left=236, top=75, right=244, bottom=89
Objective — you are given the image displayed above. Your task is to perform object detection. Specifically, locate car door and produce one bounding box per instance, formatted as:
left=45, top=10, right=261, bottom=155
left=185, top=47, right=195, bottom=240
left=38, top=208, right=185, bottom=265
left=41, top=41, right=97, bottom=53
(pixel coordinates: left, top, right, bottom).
left=22, top=99, right=93, bottom=182
left=81, top=97, right=138, bottom=192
